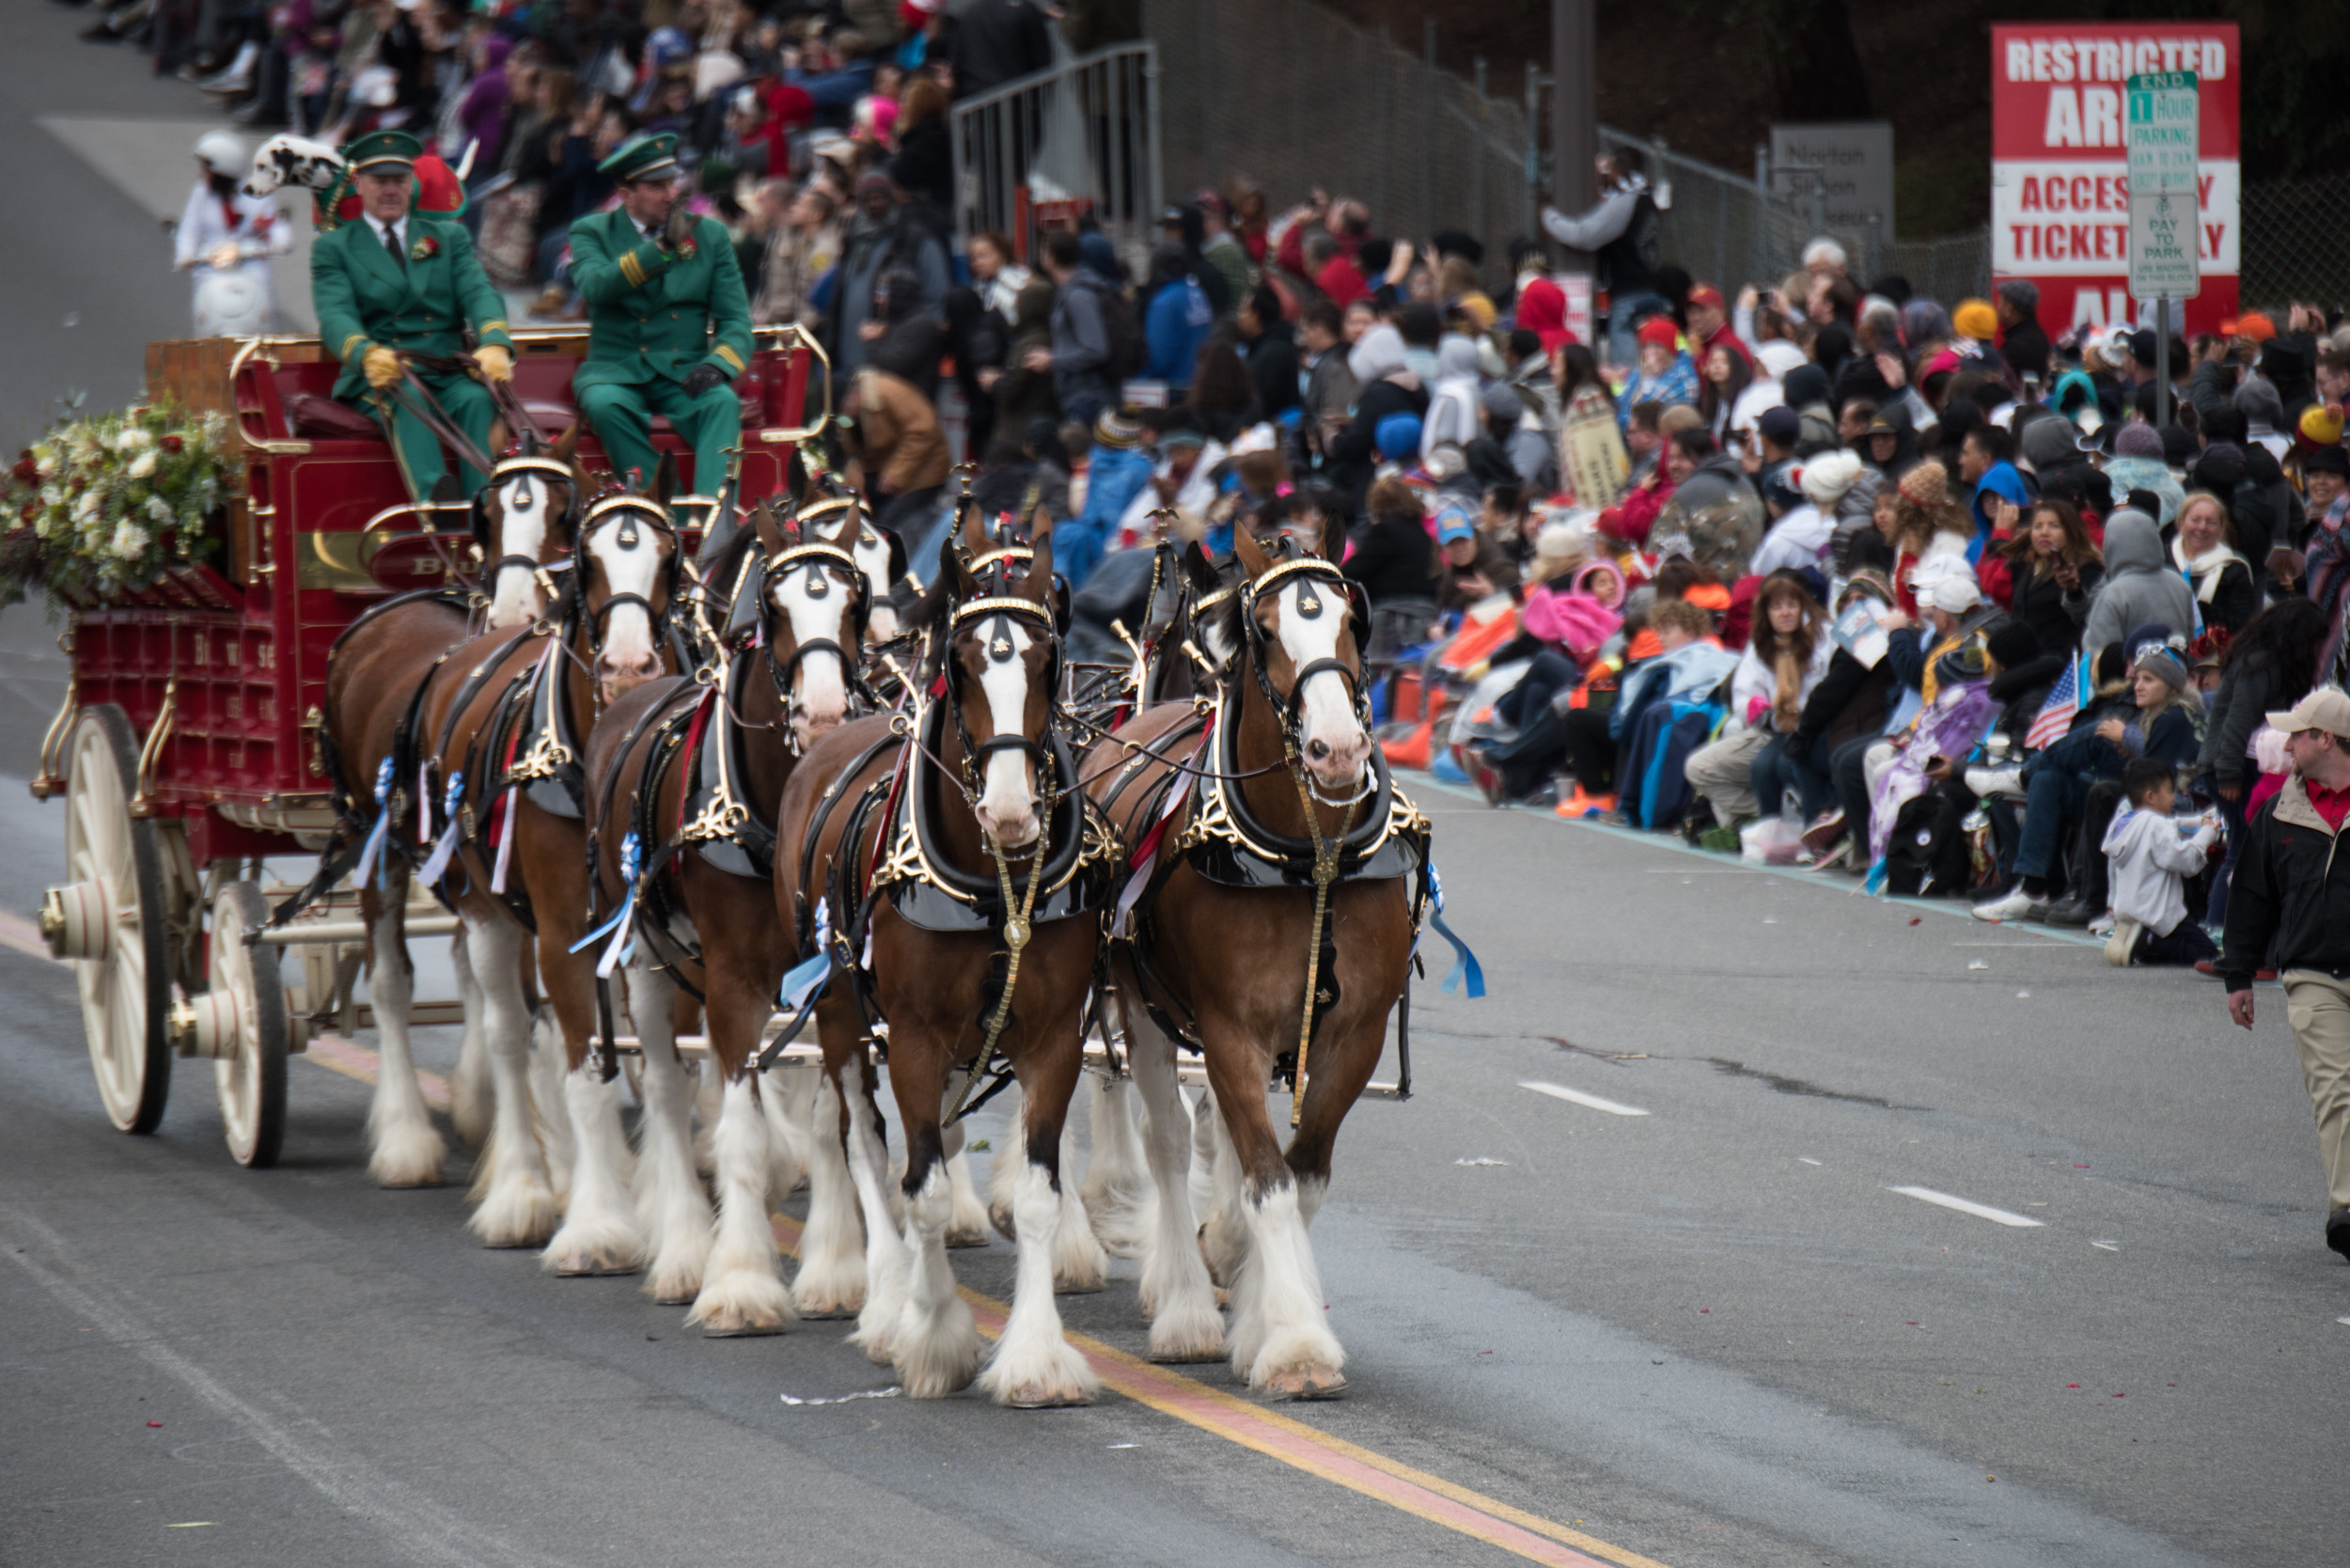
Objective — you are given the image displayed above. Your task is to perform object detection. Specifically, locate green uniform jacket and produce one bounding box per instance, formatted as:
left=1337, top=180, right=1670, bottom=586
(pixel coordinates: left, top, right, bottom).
left=568, top=210, right=755, bottom=390
left=310, top=216, right=514, bottom=401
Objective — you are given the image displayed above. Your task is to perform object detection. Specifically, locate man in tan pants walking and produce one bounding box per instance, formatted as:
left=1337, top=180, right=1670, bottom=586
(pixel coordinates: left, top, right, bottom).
left=2219, top=687, right=2350, bottom=1262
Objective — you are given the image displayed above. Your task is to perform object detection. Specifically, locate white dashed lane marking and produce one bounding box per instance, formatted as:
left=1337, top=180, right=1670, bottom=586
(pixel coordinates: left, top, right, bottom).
left=1888, top=1186, right=2046, bottom=1228
left=1519, top=1080, right=1651, bottom=1117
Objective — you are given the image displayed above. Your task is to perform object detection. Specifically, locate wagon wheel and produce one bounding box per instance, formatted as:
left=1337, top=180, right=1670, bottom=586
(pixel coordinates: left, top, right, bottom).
left=52, top=706, right=174, bottom=1133
left=207, top=882, right=289, bottom=1168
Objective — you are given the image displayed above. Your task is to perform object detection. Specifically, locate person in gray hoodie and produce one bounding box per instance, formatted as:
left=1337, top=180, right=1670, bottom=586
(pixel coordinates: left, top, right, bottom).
left=2081, top=508, right=2198, bottom=656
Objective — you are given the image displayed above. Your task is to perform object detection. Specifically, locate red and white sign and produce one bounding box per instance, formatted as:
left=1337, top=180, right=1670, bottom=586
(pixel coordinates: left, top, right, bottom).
left=1991, top=23, right=2240, bottom=337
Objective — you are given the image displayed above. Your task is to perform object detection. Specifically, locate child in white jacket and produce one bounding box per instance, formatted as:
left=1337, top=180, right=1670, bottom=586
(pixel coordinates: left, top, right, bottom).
left=2102, top=758, right=2220, bottom=966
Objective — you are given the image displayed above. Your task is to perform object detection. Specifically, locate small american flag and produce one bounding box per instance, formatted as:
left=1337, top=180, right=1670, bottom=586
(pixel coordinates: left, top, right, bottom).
left=2024, top=653, right=2086, bottom=751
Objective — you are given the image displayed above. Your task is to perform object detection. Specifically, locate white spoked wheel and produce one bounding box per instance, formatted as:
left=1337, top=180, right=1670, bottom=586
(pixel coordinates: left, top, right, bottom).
left=208, top=882, right=289, bottom=1168
left=60, top=706, right=173, bottom=1134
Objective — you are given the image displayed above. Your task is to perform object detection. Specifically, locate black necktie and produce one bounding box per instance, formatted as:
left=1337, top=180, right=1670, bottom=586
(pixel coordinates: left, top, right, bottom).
left=384, top=224, right=405, bottom=269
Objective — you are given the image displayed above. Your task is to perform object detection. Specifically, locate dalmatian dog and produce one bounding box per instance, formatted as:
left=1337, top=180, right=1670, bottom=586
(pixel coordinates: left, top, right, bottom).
left=241, top=133, right=346, bottom=203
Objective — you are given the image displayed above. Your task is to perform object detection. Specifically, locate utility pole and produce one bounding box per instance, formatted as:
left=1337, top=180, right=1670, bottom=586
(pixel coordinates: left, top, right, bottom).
left=1550, top=0, right=1596, bottom=273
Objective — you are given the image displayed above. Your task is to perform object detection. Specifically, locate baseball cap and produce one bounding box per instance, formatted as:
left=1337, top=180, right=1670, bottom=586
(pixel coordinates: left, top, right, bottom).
left=1687, top=284, right=1726, bottom=310
left=2267, top=686, right=2350, bottom=739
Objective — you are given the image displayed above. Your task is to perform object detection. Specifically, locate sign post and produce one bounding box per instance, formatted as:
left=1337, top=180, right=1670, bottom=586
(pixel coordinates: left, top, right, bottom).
left=2126, top=71, right=2199, bottom=426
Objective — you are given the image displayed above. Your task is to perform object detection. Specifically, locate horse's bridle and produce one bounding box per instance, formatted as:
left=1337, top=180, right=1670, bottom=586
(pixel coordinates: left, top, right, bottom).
left=476, top=454, right=582, bottom=601
left=760, top=537, right=871, bottom=739
left=944, top=592, right=1064, bottom=795
left=1237, top=557, right=1374, bottom=749
left=572, top=494, right=681, bottom=664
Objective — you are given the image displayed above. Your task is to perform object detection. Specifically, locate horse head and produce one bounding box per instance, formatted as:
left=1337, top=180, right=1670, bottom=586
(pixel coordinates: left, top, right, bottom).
left=942, top=507, right=1060, bottom=852
left=578, top=459, right=681, bottom=705
left=752, top=497, right=868, bottom=747
left=474, top=424, right=584, bottom=630
left=1230, top=524, right=1371, bottom=797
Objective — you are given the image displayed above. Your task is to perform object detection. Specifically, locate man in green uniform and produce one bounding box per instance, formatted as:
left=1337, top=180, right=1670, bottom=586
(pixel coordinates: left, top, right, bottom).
left=309, top=130, right=514, bottom=500
left=569, top=133, right=755, bottom=496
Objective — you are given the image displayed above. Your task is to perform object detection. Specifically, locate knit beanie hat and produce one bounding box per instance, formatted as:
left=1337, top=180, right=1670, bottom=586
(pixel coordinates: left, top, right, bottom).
left=1896, top=458, right=1952, bottom=510
left=2300, top=403, right=2346, bottom=448
left=2234, top=376, right=2284, bottom=430
left=1761, top=460, right=1804, bottom=513
left=2132, top=641, right=2190, bottom=693
left=1797, top=448, right=1863, bottom=507
left=1986, top=618, right=2040, bottom=671
left=1480, top=383, right=1526, bottom=423
left=2191, top=442, right=2248, bottom=494
left=1952, top=299, right=1998, bottom=340
left=1374, top=413, right=1423, bottom=461
left=1636, top=316, right=1681, bottom=352
left=2112, top=421, right=2165, bottom=459
left=1092, top=408, right=1146, bottom=450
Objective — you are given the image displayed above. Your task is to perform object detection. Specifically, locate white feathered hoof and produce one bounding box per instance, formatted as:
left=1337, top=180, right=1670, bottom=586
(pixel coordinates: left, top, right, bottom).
left=1246, top=1325, right=1349, bottom=1401
left=467, top=1176, right=560, bottom=1249
left=542, top=1227, right=644, bottom=1278
left=979, top=1335, right=1100, bottom=1408
left=790, top=1259, right=867, bottom=1320
left=642, top=1242, right=710, bottom=1306
left=368, top=1121, right=447, bottom=1189
left=851, top=1299, right=901, bottom=1366
left=892, top=1298, right=983, bottom=1399
left=989, top=1198, right=1018, bottom=1241
left=1052, top=1234, right=1107, bottom=1294
left=686, top=1268, right=796, bottom=1338
left=1145, top=1299, right=1227, bottom=1364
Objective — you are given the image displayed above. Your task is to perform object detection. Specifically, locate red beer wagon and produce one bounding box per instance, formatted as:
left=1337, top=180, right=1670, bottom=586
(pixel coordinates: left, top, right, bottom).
left=31, top=325, right=824, bottom=1165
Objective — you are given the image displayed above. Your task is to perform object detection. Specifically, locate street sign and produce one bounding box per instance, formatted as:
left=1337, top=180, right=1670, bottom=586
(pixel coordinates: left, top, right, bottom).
left=2128, top=189, right=2201, bottom=299
left=2126, top=71, right=2200, bottom=302
left=2126, top=71, right=2200, bottom=193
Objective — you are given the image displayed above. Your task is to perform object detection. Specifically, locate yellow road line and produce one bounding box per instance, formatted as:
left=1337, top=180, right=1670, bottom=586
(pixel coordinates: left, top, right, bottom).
left=205, top=1026, right=1671, bottom=1568
left=763, top=1221, right=1669, bottom=1568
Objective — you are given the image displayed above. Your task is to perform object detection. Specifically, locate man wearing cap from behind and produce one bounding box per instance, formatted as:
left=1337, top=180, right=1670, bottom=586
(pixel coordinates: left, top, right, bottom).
left=2218, top=685, right=2350, bottom=1262
left=311, top=129, right=514, bottom=500
left=569, top=133, right=754, bottom=497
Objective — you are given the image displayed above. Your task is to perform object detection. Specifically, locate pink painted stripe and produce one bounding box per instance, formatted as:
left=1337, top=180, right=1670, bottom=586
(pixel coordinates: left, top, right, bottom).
left=0, top=909, right=59, bottom=963
left=302, top=1032, right=452, bottom=1111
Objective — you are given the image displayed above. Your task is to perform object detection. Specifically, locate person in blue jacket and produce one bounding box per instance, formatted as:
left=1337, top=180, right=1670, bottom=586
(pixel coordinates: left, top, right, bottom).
left=1960, top=422, right=2035, bottom=563
left=1060, top=408, right=1155, bottom=588
left=1140, top=243, right=1213, bottom=393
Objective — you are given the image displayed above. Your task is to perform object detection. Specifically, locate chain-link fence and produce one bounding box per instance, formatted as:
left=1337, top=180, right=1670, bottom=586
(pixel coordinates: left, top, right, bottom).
left=2243, top=173, right=2350, bottom=307
left=1143, top=0, right=1533, bottom=285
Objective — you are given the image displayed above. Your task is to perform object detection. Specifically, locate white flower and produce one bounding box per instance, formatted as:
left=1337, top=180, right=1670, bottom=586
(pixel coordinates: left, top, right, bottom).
left=114, top=426, right=152, bottom=452
left=145, top=495, right=172, bottom=523
left=72, top=492, right=99, bottom=523
left=108, top=521, right=149, bottom=562
left=128, top=449, right=157, bottom=479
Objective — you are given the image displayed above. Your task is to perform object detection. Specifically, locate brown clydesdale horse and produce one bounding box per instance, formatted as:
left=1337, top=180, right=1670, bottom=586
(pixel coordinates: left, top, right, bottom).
left=1086, top=525, right=1415, bottom=1398
left=566, top=495, right=869, bottom=1332
left=319, top=428, right=586, bottom=1192
left=771, top=511, right=1107, bottom=1404
left=407, top=466, right=685, bottom=1248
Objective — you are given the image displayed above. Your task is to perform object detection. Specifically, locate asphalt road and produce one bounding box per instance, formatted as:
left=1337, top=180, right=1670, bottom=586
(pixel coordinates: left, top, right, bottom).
left=4, top=17, right=2347, bottom=1568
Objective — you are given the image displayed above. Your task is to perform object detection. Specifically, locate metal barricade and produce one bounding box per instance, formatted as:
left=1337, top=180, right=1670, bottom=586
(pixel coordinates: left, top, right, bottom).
left=948, top=41, right=1161, bottom=264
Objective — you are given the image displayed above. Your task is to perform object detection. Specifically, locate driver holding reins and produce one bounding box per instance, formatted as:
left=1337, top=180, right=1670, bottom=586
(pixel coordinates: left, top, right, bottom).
left=310, top=129, right=515, bottom=502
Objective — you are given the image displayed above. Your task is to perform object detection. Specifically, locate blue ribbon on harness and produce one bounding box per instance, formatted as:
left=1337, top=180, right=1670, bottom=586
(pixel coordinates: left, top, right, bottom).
left=415, top=771, right=467, bottom=887
left=352, top=757, right=398, bottom=888
left=569, top=830, right=643, bottom=978
left=1425, top=863, right=1485, bottom=998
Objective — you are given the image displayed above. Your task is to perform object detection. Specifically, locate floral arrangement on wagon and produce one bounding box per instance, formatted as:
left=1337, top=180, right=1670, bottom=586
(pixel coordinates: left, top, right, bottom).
left=0, top=400, right=232, bottom=609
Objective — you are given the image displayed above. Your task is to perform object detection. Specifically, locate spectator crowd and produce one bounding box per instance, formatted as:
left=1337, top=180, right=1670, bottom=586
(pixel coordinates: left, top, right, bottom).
left=75, top=0, right=2350, bottom=982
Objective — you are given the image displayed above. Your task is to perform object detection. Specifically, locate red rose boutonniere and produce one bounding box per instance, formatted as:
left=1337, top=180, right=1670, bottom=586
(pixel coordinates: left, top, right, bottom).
left=409, top=234, right=440, bottom=263
left=676, top=237, right=697, bottom=262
